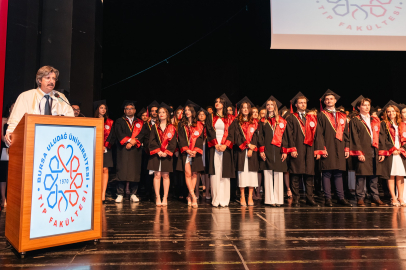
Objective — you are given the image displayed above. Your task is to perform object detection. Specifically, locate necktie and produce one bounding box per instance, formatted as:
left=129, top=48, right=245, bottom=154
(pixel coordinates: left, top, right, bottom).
left=44, top=95, right=51, bottom=115
left=301, top=113, right=306, bottom=124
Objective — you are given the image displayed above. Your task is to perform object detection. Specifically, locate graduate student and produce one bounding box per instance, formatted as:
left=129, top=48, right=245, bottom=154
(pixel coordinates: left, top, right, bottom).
left=147, top=103, right=178, bottom=206
left=176, top=100, right=205, bottom=208
left=94, top=100, right=115, bottom=203
left=286, top=92, right=319, bottom=207
left=348, top=96, right=386, bottom=206
left=314, top=89, right=352, bottom=207
left=234, top=97, right=259, bottom=206
left=114, top=100, right=150, bottom=203
left=258, top=96, right=288, bottom=207
left=206, top=94, right=236, bottom=207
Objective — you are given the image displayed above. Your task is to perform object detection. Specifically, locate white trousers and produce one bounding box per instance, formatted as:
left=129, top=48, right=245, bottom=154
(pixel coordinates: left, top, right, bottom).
left=264, top=170, right=283, bottom=205
left=211, top=151, right=230, bottom=207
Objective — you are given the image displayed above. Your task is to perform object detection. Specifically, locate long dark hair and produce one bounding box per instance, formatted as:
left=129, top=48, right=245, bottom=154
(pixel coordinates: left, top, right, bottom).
left=214, top=97, right=228, bottom=117
left=238, top=102, right=254, bottom=125
left=180, top=105, right=197, bottom=127
left=94, top=103, right=109, bottom=121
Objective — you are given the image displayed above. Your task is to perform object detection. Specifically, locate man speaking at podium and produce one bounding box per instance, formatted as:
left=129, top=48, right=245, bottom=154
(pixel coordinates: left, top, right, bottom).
left=4, top=66, right=74, bottom=146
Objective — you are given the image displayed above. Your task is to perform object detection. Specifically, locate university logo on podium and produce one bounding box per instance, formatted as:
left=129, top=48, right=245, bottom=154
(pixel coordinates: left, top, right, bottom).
left=30, top=125, right=95, bottom=239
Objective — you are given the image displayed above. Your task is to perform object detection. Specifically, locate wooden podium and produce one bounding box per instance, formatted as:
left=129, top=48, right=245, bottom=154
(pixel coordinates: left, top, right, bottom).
left=5, top=114, right=104, bottom=256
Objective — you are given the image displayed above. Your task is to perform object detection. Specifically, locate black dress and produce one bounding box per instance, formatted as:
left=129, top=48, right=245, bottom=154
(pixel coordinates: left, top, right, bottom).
left=147, top=123, right=178, bottom=172
left=0, top=123, right=8, bottom=182
left=176, top=121, right=205, bottom=173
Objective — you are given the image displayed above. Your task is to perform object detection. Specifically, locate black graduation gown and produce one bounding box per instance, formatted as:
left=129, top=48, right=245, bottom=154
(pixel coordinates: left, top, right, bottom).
left=206, top=114, right=236, bottom=178
left=235, top=120, right=259, bottom=172
left=314, top=111, right=349, bottom=171
left=258, top=117, right=288, bottom=172
left=147, top=124, right=178, bottom=172
left=349, top=116, right=386, bottom=176
left=379, top=121, right=406, bottom=180
left=286, top=113, right=316, bottom=175
left=115, top=116, right=150, bottom=182
left=176, top=122, right=205, bottom=173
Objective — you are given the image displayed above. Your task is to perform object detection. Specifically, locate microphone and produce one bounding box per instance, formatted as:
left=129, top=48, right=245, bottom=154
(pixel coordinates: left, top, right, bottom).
left=54, top=92, right=86, bottom=117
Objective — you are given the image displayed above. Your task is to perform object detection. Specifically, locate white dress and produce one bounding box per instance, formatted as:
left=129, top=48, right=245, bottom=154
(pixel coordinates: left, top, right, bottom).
left=210, top=119, right=230, bottom=207
left=238, top=150, right=258, bottom=188
left=390, top=124, right=406, bottom=177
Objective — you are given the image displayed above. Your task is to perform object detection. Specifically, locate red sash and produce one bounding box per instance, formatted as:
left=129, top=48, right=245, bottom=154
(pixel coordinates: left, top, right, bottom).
left=239, top=119, right=258, bottom=151
left=269, top=117, right=287, bottom=148
left=293, top=113, right=317, bottom=146
left=212, top=114, right=235, bottom=147
left=357, top=115, right=380, bottom=148
left=400, top=122, right=406, bottom=145
left=321, top=110, right=346, bottom=141
left=184, top=121, right=204, bottom=154
left=104, top=118, right=113, bottom=148
left=152, top=124, right=176, bottom=155
left=130, top=118, right=144, bottom=148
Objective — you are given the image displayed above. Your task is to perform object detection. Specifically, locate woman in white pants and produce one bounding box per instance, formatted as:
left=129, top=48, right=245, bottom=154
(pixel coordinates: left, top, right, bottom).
left=206, top=94, right=236, bottom=207
left=258, top=96, right=288, bottom=207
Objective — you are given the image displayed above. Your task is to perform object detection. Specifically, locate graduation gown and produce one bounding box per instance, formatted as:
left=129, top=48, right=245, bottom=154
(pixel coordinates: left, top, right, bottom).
left=176, top=121, right=205, bottom=172
left=206, top=114, right=236, bottom=178
left=314, top=110, right=349, bottom=171
left=258, top=116, right=288, bottom=172
left=379, top=121, right=406, bottom=180
left=235, top=119, right=259, bottom=172
left=349, top=115, right=386, bottom=176
left=147, top=123, right=177, bottom=172
left=286, top=113, right=318, bottom=175
left=104, top=118, right=115, bottom=149
left=115, top=116, right=150, bottom=182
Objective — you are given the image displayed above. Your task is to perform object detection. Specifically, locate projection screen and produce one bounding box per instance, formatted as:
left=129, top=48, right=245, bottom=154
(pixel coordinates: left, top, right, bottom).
left=271, top=0, right=406, bottom=51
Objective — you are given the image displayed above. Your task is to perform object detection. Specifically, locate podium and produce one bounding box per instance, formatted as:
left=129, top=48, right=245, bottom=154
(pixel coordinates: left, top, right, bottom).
left=5, top=114, right=104, bottom=255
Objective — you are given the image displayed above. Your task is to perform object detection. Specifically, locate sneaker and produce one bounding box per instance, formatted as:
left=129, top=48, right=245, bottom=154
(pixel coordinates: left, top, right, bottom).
left=130, top=194, right=139, bottom=202
left=115, top=195, right=124, bottom=203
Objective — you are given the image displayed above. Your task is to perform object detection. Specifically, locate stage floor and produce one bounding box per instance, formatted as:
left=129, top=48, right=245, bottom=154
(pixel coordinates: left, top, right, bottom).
left=1, top=195, right=406, bottom=269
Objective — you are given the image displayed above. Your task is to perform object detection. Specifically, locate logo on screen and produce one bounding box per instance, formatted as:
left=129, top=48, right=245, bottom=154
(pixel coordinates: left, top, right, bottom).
left=319, top=0, right=403, bottom=31
left=35, top=133, right=92, bottom=230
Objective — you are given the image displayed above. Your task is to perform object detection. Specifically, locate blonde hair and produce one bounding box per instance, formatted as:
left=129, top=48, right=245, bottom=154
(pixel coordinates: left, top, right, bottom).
left=36, top=66, right=59, bottom=86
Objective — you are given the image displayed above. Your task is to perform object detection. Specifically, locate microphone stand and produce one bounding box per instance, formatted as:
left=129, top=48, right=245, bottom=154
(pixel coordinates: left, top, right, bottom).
left=54, top=92, right=86, bottom=117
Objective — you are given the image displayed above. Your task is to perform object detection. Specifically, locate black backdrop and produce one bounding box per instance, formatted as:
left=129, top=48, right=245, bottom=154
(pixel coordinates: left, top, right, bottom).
left=102, top=0, right=406, bottom=120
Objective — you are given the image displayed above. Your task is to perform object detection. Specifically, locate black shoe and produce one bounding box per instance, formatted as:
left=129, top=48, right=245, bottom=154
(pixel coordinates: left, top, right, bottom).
left=325, top=199, right=333, bottom=207
left=338, top=198, right=353, bottom=207
left=306, top=199, right=319, bottom=207
left=314, top=191, right=323, bottom=197
left=102, top=200, right=106, bottom=204
left=292, top=200, right=300, bottom=207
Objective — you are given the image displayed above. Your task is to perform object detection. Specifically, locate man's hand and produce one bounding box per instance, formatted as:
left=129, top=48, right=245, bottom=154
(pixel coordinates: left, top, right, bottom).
left=191, top=151, right=197, bottom=157
left=126, top=143, right=132, bottom=150
left=393, top=150, right=400, bottom=155
left=322, top=151, right=328, bottom=158
left=161, top=152, right=167, bottom=158
left=260, top=152, right=266, bottom=161
left=103, top=146, right=106, bottom=152
left=249, top=144, right=256, bottom=151
left=345, top=151, right=349, bottom=159
left=158, top=151, right=164, bottom=157
left=281, top=153, right=287, bottom=162
left=186, top=150, right=192, bottom=155
left=247, top=150, right=253, bottom=158
left=219, top=145, right=227, bottom=152
left=315, top=154, right=321, bottom=160
left=291, top=151, right=298, bottom=158
left=379, top=156, right=385, bottom=162
left=130, top=138, right=137, bottom=146
left=358, top=154, right=365, bottom=162
left=215, top=145, right=220, bottom=152
left=4, top=133, right=12, bottom=146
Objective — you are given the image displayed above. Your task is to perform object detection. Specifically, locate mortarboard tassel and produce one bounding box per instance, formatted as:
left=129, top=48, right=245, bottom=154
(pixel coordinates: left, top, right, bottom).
left=319, top=99, right=323, bottom=112
left=290, top=103, right=293, bottom=114
left=146, top=107, right=149, bottom=118
left=235, top=103, right=238, bottom=117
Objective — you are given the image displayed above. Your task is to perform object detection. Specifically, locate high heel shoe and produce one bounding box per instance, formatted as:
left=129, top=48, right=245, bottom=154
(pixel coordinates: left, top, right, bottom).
left=391, top=198, right=400, bottom=207
left=162, top=196, right=168, bottom=207
left=156, top=196, right=162, bottom=207
left=187, top=195, right=192, bottom=206
left=398, top=199, right=406, bottom=207
left=240, top=197, right=247, bottom=207
left=191, top=195, right=198, bottom=208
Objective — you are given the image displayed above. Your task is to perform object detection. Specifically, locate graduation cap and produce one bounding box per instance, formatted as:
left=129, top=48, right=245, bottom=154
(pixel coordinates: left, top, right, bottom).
left=375, top=105, right=382, bottom=111
left=219, top=93, right=233, bottom=107
left=184, top=99, right=201, bottom=113
left=137, top=107, right=147, bottom=118
left=398, top=103, right=406, bottom=112
left=175, top=105, right=184, bottom=112
left=290, top=92, right=308, bottom=113
left=122, top=100, right=136, bottom=109
left=236, top=96, right=255, bottom=110
left=160, top=102, right=173, bottom=114
left=198, top=107, right=210, bottom=116
left=70, top=99, right=82, bottom=107
left=262, top=95, right=283, bottom=110
left=350, top=95, right=365, bottom=111
left=378, top=100, right=399, bottom=118
left=93, top=99, right=106, bottom=112
left=148, top=100, right=160, bottom=110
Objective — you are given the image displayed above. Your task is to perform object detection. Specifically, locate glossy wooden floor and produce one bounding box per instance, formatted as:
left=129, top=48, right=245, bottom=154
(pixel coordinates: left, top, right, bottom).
left=1, top=193, right=406, bottom=269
